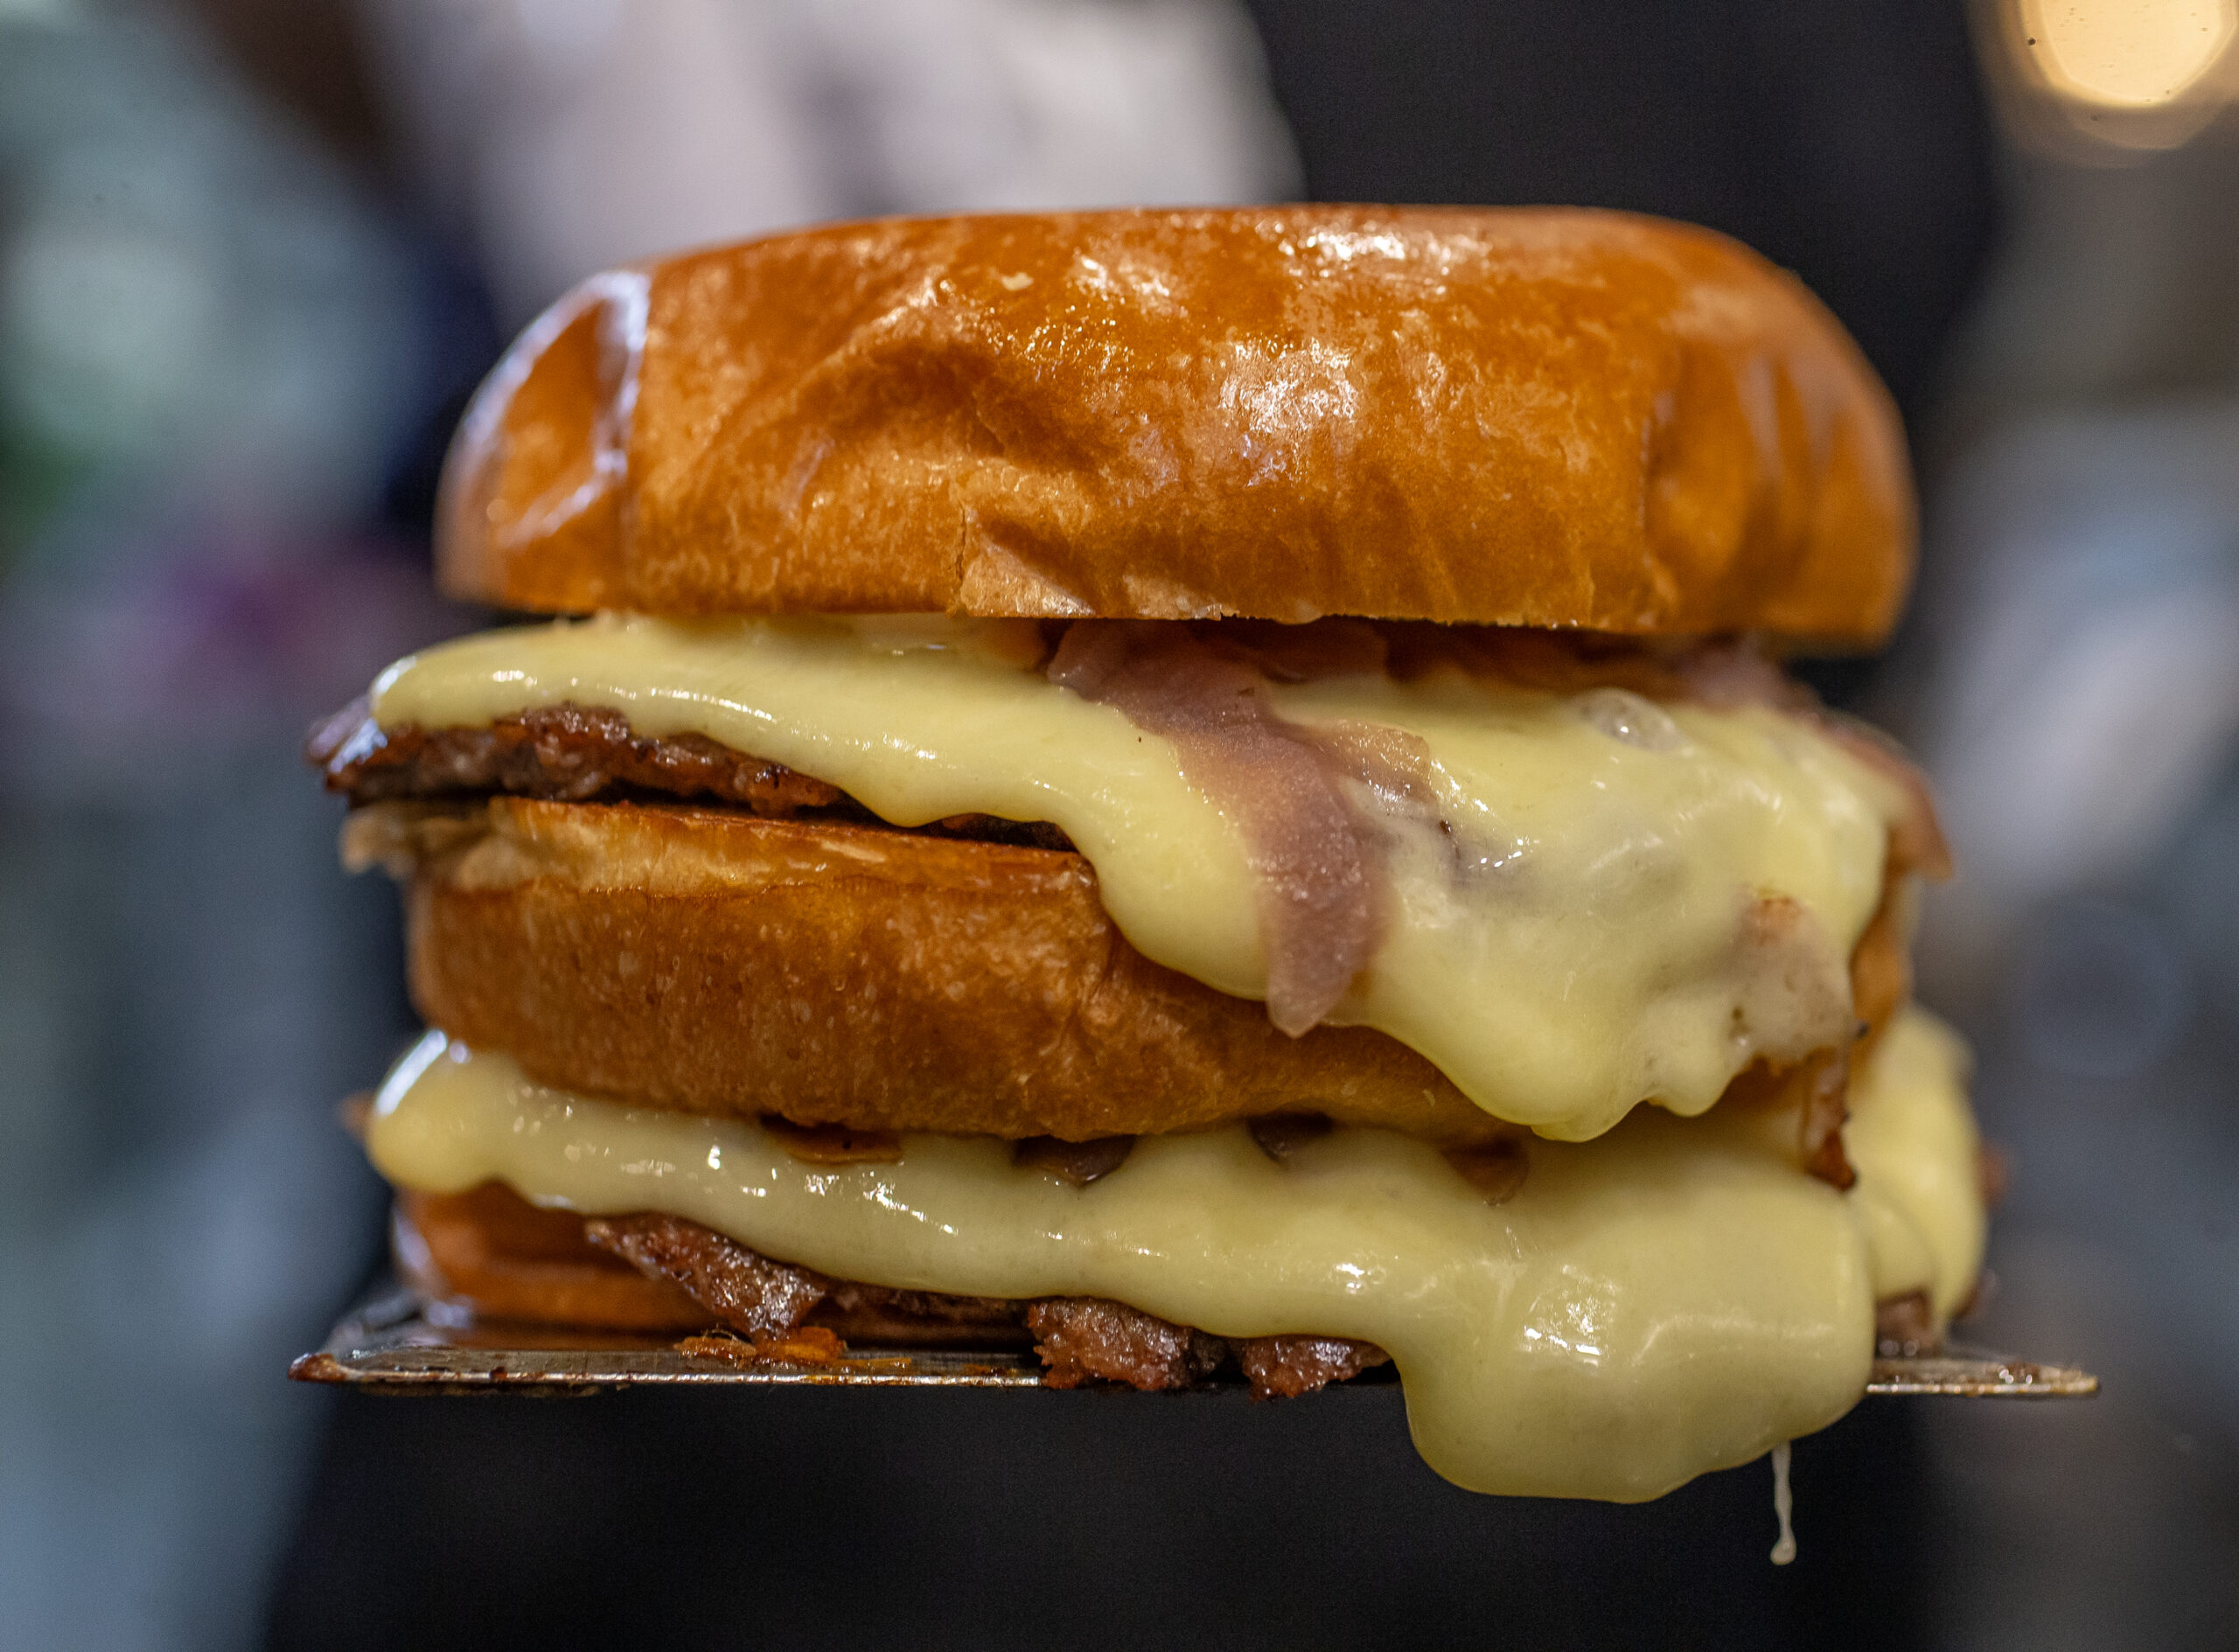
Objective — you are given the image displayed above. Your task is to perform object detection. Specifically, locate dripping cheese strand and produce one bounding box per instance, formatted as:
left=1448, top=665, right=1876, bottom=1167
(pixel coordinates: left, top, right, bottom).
left=1770, top=1441, right=1798, bottom=1565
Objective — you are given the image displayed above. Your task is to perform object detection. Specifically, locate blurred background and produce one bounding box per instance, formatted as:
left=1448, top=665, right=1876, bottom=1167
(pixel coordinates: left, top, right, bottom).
left=0, top=0, right=2232, bottom=1646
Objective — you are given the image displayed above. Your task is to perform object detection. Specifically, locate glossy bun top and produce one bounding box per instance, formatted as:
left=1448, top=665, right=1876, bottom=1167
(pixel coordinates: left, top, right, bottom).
left=438, top=206, right=1912, bottom=645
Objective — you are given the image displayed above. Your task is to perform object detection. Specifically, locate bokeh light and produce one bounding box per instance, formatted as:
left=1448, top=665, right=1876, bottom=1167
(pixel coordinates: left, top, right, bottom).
left=2020, top=0, right=2236, bottom=108
left=2002, top=0, right=2239, bottom=151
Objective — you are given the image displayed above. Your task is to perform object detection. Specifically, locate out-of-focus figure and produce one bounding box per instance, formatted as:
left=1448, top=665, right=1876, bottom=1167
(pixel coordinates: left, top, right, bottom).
left=357, top=0, right=1300, bottom=324
left=0, top=6, right=467, bottom=1647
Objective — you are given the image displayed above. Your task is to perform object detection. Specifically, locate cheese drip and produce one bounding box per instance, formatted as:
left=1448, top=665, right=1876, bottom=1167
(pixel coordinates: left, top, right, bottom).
left=363, top=1007, right=1982, bottom=1501
left=368, top=614, right=1903, bottom=1141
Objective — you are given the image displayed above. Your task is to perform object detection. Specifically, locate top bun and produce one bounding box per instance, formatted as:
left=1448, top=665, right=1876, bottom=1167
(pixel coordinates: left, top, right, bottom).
left=438, top=207, right=1912, bottom=645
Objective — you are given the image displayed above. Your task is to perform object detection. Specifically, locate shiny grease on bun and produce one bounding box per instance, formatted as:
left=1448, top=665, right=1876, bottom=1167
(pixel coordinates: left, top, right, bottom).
left=439, top=206, right=1912, bottom=645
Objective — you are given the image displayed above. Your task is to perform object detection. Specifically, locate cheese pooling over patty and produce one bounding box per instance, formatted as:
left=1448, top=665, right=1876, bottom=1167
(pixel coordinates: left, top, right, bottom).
left=367, top=614, right=1907, bottom=1141
left=366, top=1007, right=1982, bottom=1501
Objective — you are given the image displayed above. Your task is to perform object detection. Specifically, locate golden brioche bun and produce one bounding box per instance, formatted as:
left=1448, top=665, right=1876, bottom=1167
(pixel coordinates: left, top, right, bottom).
left=359, top=796, right=1903, bottom=1146
left=385, top=796, right=1510, bottom=1144
left=438, top=207, right=1912, bottom=645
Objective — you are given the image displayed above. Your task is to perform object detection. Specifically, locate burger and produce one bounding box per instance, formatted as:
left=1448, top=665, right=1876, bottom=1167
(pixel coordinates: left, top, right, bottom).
left=310, top=207, right=1985, bottom=1502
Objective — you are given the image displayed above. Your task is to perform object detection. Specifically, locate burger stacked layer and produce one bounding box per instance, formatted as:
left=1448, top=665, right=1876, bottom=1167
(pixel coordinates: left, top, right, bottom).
left=315, top=207, right=1984, bottom=1501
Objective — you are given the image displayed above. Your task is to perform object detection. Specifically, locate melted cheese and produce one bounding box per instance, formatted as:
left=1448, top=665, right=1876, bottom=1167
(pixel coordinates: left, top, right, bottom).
left=369, top=614, right=1902, bottom=1140
left=362, top=1007, right=1983, bottom=1501
left=1845, top=1011, right=1985, bottom=1324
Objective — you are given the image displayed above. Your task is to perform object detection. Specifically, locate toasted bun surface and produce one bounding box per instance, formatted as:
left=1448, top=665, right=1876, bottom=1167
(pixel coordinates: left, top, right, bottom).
left=380, top=797, right=1901, bottom=1146
left=440, top=207, right=1912, bottom=645
left=399, top=797, right=1511, bottom=1144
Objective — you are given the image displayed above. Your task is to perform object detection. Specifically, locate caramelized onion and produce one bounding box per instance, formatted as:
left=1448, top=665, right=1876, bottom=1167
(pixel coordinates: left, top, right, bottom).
left=1246, top=1112, right=1335, bottom=1162
left=1012, top=1134, right=1136, bottom=1186
left=760, top=1117, right=903, bottom=1164
left=1441, top=1137, right=1531, bottom=1205
left=1049, top=620, right=1384, bottom=1035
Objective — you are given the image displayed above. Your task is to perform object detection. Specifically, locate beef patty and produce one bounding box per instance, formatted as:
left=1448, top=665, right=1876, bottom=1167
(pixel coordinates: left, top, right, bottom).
left=398, top=1183, right=1392, bottom=1399
left=311, top=698, right=1075, bottom=850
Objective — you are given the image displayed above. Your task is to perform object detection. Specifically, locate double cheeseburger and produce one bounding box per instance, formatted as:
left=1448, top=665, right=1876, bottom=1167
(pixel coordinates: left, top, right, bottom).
left=313, top=207, right=1985, bottom=1502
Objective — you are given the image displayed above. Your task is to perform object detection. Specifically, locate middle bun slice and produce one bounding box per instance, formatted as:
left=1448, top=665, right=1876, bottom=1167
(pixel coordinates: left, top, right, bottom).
left=360, top=794, right=1825, bottom=1147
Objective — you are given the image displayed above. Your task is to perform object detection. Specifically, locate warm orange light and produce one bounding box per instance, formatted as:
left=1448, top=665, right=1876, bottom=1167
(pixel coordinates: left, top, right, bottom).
left=2018, top=0, right=2237, bottom=108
